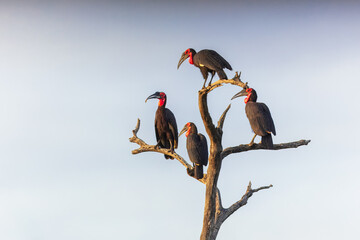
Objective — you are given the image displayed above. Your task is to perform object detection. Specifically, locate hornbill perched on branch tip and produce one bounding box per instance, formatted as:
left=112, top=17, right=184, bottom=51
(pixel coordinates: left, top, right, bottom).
left=177, top=48, right=232, bottom=88
left=232, top=88, right=276, bottom=149
left=146, top=92, right=178, bottom=159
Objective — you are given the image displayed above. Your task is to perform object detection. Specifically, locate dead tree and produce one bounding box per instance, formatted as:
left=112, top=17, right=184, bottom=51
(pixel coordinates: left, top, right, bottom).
left=129, top=72, right=310, bottom=240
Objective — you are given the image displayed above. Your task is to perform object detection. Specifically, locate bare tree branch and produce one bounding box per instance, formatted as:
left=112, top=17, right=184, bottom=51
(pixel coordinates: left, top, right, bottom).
left=215, top=188, right=224, bottom=215
left=221, top=139, right=311, bottom=159
left=129, top=119, right=206, bottom=184
left=132, top=118, right=140, bottom=135
left=218, top=181, right=273, bottom=223
left=198, top=90, right=220, bottom=143
left=199, top=72, right=248, bottom=94
left=217, top=104, right=231, bottom=132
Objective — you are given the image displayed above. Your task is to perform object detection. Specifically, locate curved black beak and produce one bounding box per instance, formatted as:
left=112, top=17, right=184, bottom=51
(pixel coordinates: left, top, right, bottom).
left=231, top=88, right=248, bottom=100
left=179, top=124, right=189, bottom=137
left=177, top=52, right=190, bottom=69
left=145, top=92, right=161, bottom=103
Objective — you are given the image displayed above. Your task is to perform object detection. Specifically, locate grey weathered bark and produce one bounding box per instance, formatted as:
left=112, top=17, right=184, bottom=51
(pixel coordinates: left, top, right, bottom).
left=129, top=72, right=310, bottom=240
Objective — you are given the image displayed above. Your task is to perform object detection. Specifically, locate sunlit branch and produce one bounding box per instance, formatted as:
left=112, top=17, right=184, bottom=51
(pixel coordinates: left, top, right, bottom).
left=217, top=104, right=231, bottom=133
left=199, top=71, right=248, bottom=94
left=129, top=119, right=206, bottom=184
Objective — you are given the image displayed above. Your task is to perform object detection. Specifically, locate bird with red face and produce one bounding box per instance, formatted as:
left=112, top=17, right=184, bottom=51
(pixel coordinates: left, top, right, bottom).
left=177, top=48, right=232, bottom=88
left=179, top=122, right=208, bottom=179
left=146, top=92, right=178, bottom=159
left=232, top=88, right=276, bottom=149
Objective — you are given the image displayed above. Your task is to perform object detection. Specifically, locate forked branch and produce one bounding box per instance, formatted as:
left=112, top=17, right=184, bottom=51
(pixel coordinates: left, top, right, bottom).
left=129, top=119, right=206, bottom=183
left=200, top=71, right=248, bottom=94
left=217, top=181, right=273, bottom=224
left=198, top=72, right=246, bottom=143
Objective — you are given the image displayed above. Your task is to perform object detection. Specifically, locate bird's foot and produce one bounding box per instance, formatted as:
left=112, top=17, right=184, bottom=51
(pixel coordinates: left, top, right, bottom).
left=248, top=134, right=257, bottom=147
left=208, top=74, right=215, bottom=86
left=169, top=141, right=174, bottom=154
left=248, top=140, right=256, bottom=147
left=155, top=140, right=161, bottom=149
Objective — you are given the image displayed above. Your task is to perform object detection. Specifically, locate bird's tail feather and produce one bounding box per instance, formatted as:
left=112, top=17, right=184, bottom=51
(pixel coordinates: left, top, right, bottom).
left=261, top=134, right=274, bottom=149
left=217, top=70, right=228, bottom=80
left=194, top=164, right=204, bottom=179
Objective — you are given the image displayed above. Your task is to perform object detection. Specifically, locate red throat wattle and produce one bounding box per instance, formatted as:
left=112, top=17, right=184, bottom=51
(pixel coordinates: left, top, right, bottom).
left=244, top=94, right=250, bottom=104
left=158, top=98, right=165, bottom=106
left=186, top=123, right=191, bottom=137
left=189, top=52, right=193, bottom=65
left=244, top=88, right=252, bottom=104
left=158, top=92, right=166, bottom=106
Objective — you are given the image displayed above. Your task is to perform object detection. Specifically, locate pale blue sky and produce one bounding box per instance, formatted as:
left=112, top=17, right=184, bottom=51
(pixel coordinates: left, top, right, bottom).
left=0, top=1, right=359, bottom=239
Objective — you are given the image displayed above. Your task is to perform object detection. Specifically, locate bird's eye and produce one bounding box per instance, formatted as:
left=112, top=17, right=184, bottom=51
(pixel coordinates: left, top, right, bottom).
left=246, top=88, right=252, bottom=93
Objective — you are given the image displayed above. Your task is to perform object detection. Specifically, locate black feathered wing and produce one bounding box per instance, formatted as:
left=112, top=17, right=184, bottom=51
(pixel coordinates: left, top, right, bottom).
left=259, top=103, right=276, bottom=135
left=195, top=50, right=232, bottom=71
left=245, top=102, right=276, bottom=136
left=154, top=115, right=163, bottom=147
left=198, top=134, right=208, bottom=166
left=186, top=134, right=208, bottom=166
left=165, top=108, right=178, bottom=149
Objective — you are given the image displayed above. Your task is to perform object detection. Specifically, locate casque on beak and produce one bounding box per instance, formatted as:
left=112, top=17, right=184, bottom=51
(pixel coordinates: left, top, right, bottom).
left=231, top=88, right=248, bottom=100
left=177, top=51, right=190, bottom=69
left=145, top=92, right=161, bottom=103
left=179, top=124, right=189, bottom=137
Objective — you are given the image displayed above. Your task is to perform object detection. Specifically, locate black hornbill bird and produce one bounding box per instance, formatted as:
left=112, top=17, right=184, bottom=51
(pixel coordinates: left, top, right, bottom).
left=177, top=48, right=232, bottom=88
left=179, top=122, right=208, bottom=179
left=232, top=88, right=276, bottom=149
left=146, top=92, right=178, bottom=159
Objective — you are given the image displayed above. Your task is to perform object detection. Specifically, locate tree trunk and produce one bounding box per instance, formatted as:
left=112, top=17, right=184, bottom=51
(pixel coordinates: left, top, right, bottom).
left=198, top=91, right=223, bottom=240
left=200, top=142, right=222, bottom=240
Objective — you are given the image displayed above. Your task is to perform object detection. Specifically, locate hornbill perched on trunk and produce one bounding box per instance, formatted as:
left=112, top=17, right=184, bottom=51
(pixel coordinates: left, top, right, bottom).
left=177, top=48, right=232, bottom=88
left=146, top=92, right=178, bottom=159
left=232, top=88, right=276, bottom=149
left=179, top=122, right=208, bottom=179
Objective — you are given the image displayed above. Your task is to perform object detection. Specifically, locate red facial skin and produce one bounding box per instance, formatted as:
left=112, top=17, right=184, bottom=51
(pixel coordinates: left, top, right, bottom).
left=185, top=49, right=193, bottom=65
left=158, top=92, right=166, bottom=106
left=244, top=88, right=253, bottom=104
left=186, top=122, right=191, bottom=137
